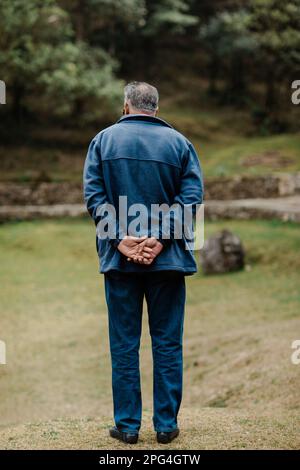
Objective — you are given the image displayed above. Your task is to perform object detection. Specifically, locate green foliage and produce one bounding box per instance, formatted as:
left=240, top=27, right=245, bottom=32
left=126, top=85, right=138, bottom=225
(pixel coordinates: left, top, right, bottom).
left=0, top=0, right=123, bottom=123
left=144, top=0, right=198, bottom=34
left=200, top=10, right=257, bottom=57
left=249, top=0, right=300, bottom=73
left=87, top=0, right=146, bottom=27
left=59, top=0, right=146, bottom=41
left=247, top=0, right=300, bottom=121
left=198, top=0, right=300, bottom=124
left=199, top=10, right=257, bottom=104
left=35, top=43, right=123, bottom=123
left=0, top=0, right=299, bottom=129
left=0, top=0, right=71, bottom=82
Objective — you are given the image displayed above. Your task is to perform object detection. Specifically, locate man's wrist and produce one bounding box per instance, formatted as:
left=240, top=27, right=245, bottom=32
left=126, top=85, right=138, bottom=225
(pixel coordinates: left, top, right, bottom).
left=158, top=238, right=170, bottom=248
left=111, top=238, right=121, bottom=248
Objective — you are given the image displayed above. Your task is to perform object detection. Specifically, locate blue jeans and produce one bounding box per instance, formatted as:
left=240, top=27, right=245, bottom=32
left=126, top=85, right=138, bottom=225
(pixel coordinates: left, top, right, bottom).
left=104, top=270, right=186, bottom=434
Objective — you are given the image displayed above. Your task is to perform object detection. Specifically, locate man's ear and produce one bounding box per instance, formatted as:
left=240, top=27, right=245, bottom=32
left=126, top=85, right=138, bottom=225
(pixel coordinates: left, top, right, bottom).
left=155, top=107, right=159, bottom=116
left=123, top=103, right=130, bottom=115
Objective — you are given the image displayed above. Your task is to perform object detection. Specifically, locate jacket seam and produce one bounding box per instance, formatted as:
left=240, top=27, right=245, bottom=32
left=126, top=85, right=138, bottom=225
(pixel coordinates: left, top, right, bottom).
left=102, top=156, right=181, bottom=169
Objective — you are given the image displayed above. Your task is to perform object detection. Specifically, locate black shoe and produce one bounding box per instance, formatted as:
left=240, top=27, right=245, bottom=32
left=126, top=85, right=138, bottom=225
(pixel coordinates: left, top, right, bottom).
left=109, top=426, right=139, bottom=444
left=157, top=428, right=180, bottom=444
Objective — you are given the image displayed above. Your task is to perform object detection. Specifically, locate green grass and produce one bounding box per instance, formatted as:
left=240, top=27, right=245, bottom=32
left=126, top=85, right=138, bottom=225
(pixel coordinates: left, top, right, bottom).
left=200, top=133, right=300, bottom=178
left=162, top=106, right=300, bottom=177
left=0, top=218, right=300, bottom=449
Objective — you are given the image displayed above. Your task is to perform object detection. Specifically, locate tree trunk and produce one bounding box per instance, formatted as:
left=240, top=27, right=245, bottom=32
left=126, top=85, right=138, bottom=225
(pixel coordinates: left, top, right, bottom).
left=265, top=68, right=276, bottom=111
left=12, top=83, right=24, bottom=125
left=208, top=56, right=219, bottom=96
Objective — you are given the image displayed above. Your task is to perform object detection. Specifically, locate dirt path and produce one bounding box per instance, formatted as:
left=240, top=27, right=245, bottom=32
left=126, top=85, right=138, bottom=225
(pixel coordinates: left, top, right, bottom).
left=0, top=204, right=87, bottom=222
left=1, top=197, right=300, bottom=222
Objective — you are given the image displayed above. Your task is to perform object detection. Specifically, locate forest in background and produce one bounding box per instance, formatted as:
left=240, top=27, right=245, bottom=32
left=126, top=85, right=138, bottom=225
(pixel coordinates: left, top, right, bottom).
left=0, top=0, right=300, bottom=139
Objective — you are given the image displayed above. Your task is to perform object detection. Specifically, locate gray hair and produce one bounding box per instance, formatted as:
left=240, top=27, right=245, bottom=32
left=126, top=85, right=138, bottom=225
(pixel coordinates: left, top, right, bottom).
left=124, top=81, right=159, bottom=113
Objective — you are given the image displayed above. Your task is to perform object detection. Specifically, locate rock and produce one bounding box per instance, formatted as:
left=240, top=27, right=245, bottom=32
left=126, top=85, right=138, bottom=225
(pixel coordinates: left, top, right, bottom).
left=200, top=229, right=245, bottom=275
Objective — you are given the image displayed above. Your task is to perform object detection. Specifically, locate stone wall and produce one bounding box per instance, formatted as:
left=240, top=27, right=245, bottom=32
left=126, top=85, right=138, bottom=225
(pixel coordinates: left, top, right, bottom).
left=0, top=173, right=300, bottom=206
left=204, top=173, right=300, bottom=200
left=1, top=173, right=299, bottom=206
left=0, top=182, right=83, bottom=206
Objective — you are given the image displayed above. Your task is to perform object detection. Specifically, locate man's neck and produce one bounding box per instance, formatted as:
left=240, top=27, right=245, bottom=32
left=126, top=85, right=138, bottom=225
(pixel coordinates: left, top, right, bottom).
left=128, top=110, right=156, bottom=117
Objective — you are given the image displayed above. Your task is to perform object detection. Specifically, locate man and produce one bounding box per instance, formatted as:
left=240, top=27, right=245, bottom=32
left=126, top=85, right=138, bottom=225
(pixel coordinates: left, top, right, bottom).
left=83, top=81, right=203, bottom=445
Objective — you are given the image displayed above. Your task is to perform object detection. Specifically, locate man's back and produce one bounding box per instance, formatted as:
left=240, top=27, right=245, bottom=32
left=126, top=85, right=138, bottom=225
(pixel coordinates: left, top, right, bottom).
left=101, top=114, right=191, bottom=208
left=84, top=113, right=203, bottom=274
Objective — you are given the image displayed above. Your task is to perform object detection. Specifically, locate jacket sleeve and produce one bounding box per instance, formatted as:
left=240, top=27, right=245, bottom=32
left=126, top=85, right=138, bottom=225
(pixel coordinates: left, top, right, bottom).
left=159, top=142, right=204, bottom=247
left=83, top=136, right=120, bottom=247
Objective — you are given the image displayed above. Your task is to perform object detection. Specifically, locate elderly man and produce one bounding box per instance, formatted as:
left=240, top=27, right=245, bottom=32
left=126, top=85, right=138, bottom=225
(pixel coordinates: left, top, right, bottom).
left=83, top=81, right=203, bottom=445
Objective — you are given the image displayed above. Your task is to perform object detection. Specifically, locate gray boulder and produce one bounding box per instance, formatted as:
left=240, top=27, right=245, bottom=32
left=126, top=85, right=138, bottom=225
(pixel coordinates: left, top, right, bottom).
left=200, top=229, right=245, bottom=275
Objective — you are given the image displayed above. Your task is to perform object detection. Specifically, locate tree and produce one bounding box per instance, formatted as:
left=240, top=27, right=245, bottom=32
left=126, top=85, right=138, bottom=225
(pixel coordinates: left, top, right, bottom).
left=59, top=0, right=146, bottom=53
left=120, top=0, right=198, bottom=78
left=199, top=10, right=257, bottom=103
left=0, top=0, right=123, bottom=124
left=248, top=0, right=300, bottom=110
left=143, top=0, right=198, bottom=35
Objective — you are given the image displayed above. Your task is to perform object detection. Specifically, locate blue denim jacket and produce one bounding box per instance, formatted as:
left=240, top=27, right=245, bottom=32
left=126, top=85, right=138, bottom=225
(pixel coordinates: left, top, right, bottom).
left=83, top=114, right=203, bottom=274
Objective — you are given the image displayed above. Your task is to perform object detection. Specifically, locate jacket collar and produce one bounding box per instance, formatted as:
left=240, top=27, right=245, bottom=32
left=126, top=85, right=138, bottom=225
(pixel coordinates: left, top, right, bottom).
left=117, top=114, right=173, bottom=129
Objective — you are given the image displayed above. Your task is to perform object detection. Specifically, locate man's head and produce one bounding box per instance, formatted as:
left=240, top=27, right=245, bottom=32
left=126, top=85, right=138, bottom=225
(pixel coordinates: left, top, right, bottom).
left=123, top=81, right=159, bottom=116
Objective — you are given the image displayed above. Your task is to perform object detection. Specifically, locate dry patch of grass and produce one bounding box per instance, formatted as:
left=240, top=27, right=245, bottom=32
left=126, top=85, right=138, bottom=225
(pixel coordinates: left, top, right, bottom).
left=1, top=408, right=299, bottom=450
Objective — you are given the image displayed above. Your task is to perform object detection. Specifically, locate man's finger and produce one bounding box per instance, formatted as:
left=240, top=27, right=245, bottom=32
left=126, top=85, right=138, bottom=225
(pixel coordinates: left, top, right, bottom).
left=127, top=236, right=147, bottom=243
left=142, top=246, right=154, bottom=254
left=142, top=257, right=153, bottom=265
left=134, top=256, right=153, bottom=265
left=138, top=251, right=152, bottom=259
left=137, top=240, right=149, bottom=254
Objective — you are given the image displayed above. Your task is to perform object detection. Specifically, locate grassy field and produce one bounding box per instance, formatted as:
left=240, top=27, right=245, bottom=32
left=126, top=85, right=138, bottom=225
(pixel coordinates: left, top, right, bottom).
left=0, top=218, right=299, bottom=449
left=163, top=107, right=300, bottom=178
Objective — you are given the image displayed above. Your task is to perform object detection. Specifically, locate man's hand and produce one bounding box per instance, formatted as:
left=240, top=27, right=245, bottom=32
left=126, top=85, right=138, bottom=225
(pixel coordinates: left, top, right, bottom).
left=126, top=237, right=164, bottom=265
left=117, top=236, right=164, bottom=265
left=140, top=237, right=163, bottom=264
left=117, top=236, right=154, bottom=263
